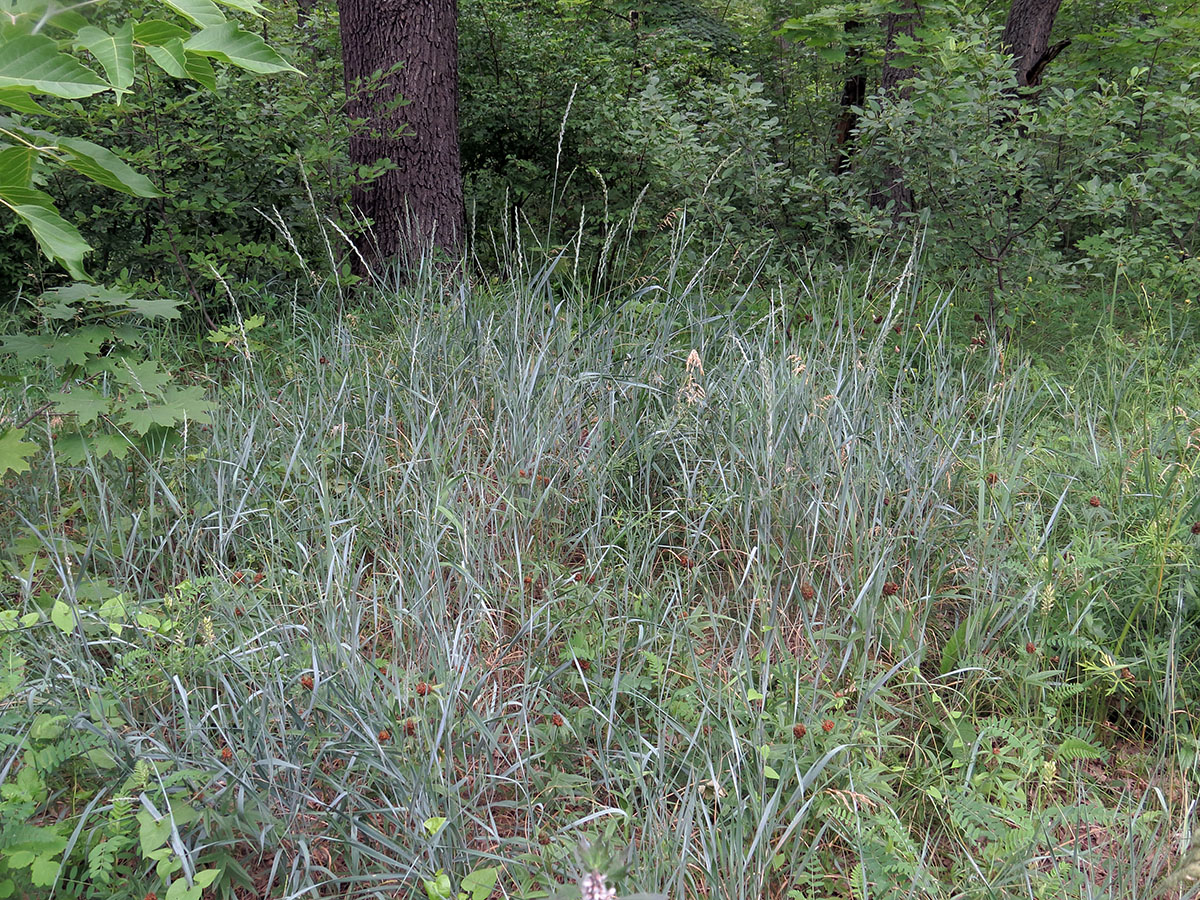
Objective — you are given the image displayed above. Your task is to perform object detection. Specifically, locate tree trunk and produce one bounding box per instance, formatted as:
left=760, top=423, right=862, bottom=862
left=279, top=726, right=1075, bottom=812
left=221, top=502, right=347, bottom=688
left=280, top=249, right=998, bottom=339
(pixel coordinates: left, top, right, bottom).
left=874, top=0, right=918, bottom=217
left=1001, top=0, right=1068, bottom=88
left=337, top=0, right=465, bottom=271
left=831, top=21, right=865, bottom=174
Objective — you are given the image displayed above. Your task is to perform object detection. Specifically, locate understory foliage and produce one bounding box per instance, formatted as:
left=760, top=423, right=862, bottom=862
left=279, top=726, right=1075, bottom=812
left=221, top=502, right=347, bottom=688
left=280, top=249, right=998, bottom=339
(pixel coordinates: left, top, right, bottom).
left=1, top=247, right=1197, bottom=898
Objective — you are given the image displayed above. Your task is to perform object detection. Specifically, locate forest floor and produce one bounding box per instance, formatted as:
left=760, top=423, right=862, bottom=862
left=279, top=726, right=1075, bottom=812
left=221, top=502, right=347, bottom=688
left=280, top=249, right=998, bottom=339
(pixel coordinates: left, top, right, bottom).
left=2, top=262, right=1199, bottom=900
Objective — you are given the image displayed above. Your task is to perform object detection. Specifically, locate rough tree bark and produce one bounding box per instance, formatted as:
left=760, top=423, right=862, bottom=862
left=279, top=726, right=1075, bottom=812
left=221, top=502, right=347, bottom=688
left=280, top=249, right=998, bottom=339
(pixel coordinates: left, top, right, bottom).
left=337, top=0, right=465, bottom=271
left=1001, top=0, right=1069, bottom=89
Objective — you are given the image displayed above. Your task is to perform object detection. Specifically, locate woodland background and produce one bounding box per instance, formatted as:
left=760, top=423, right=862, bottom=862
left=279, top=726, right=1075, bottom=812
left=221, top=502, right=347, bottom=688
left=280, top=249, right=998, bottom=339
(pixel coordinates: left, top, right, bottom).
left=0, top=2, right=1198, bottom=899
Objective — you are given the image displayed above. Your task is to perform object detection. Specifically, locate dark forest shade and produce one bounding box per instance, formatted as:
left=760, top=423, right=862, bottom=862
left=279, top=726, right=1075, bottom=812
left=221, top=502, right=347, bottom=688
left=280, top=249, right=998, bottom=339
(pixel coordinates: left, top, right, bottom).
left=337, top=0, right=465, bottom=269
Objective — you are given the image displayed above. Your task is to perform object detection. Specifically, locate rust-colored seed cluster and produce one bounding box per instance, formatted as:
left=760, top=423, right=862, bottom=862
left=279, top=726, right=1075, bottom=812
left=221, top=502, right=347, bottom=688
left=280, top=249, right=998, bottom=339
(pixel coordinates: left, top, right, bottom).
left=792, top=723, right=807, bottom=739
left=551, top=713, right=565, bottom=727
left=416, top=681, right=430, bottom=696
left=404, top=719, right=416, bottom=737
left=1089, top=496, right=1101, bottom=507
left=300, top=674, right=314, bottom=690
left=801, top=583, right=815, bottom=601
left=986, top=472, right=999, bottom=485
left=882, top=581, right=900, bottom=597
left=1193, top=521, right=1200, bottom=535
left=378, top=729, right=391, bottom=742
left=821, top=719, right=835, bottom=733
left=220, top=746, right=233, bottom=762
left=1026, top=642, right=1037, bottom=654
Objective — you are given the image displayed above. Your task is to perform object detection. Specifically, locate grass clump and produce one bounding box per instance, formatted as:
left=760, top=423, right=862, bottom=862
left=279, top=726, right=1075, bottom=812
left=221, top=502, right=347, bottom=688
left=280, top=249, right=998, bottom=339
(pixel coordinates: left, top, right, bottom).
left=1, top=251, right=1198, bottom=899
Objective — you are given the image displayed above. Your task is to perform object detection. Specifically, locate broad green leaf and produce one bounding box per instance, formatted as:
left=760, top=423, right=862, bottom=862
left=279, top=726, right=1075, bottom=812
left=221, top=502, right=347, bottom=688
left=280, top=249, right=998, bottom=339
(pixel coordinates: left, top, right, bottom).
left=422, top=816, right=447, bottom=836
left=212, top=0, right=267, bottom=15
left=115, top=294, right=183, bottom=319
left=0, top=88, right=49, bottom=113
left=98, top=593, right=127, bottom=623
left=0, top=328, right=107, bottom=366
left=133, top=20, right=191, bottom=46
left=28, top=855, right=60, bottom=887
left=75, top=23, right=135, bottom=99
left=146, top=40, right=188, bottom=79
left=121, top=385, right=214, bottom=432
left=56, top=136, right=161, bottom=197
left=165, top=876, right=201, bottom=900
left=461, top=867, right=500, bottom=900
left=55, top=431, right=133, bottom=463
left=193, top=870, right=221, bottom=891
left=0, top=183, right=54, bottom=210
left=110, top=358, right=171, bottom=395
left=184, top=52, right=217, bottom=90
left=39, top=282, right=133, bottom=319
left=8, top=203, right=91, bottom=279
left=160, top=0, right=227, bottom=28
left=0, top=34, right=109, bottom=98
left=184, top=23, right=300, bottom=75
left=40, top=282, right=182, bottom=319
left=0, top=427, right=37, bottom=476
left=0, top=145, right=35, bottom=188
left=50, top=600, right=74, bottom=634
left=52, top=387, right=110, bottom=425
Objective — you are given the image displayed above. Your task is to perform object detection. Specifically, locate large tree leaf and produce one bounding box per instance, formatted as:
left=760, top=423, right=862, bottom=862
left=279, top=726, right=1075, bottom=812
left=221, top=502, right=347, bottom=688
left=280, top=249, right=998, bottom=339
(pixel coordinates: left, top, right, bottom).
left=0, top=187, right=91, bottom=279
left=159, top=0, right=227, bottom=29
left=0, top=183, right=54, bottom=210
left=0, top=145, right=36, bottom=188
left=0, top=427, right=37, bottom=477
left=0, top=88, right=49, bottom=113
left=0, top=327, right=108, bottom=366
left=108, top=357, right=171, bottom=395
left=211, top=0, right=267, bottom=15
left=52, top=387, right=110, bottom=425
left=184, top=23, right=300, bottom=75
left=133, top=20, right=191, bottom=46
left=40, top=283, right=183, bottom=320
left=75, top=23, right=136, bottom=100
left=145, top=40, right=188, bottom=78
left=0, top=33, right=109, bottom=98
left=184, top=51, right=217, bottom=90
left=55, top=431, right=133, bottom=464
left=56, top=136, right=161, bottom=197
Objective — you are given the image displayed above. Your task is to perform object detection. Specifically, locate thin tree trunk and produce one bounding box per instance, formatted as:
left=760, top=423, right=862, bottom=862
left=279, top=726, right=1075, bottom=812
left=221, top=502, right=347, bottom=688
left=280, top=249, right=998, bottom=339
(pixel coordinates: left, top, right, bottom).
left=337, top=0, right=465, bottom=272
left=1001, top=0, right=1068, bottom=89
